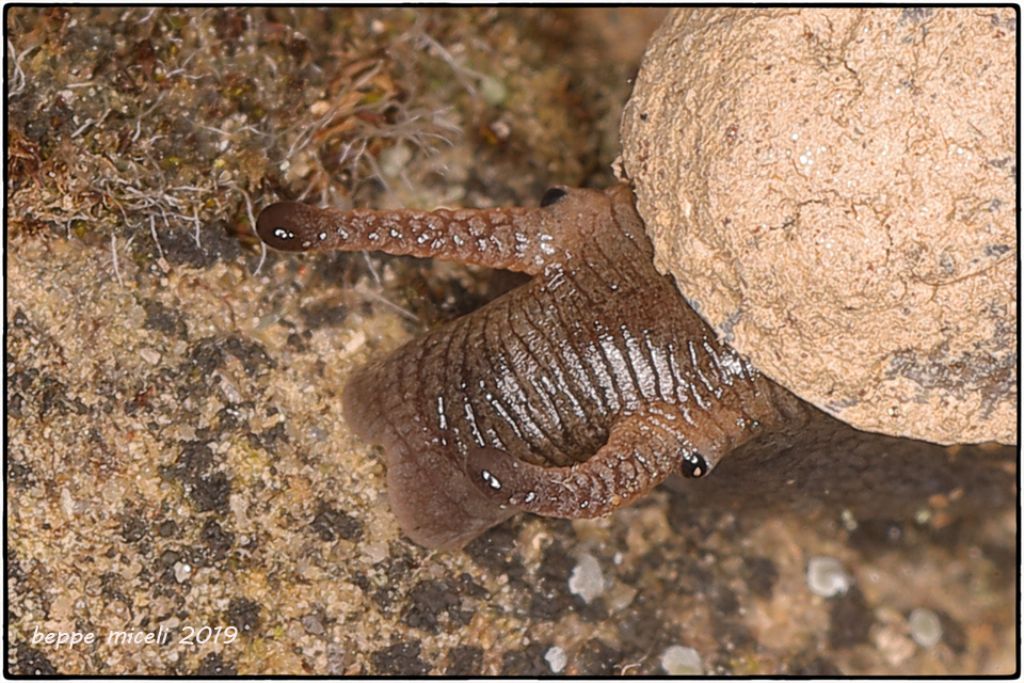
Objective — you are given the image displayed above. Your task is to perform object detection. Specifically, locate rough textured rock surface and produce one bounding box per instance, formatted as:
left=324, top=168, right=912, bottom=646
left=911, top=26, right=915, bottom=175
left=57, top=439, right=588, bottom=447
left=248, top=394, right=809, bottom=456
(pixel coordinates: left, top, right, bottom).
left=621, top=8, right=1017, bottom=445
left=5, top=7, right=1016, bottom=677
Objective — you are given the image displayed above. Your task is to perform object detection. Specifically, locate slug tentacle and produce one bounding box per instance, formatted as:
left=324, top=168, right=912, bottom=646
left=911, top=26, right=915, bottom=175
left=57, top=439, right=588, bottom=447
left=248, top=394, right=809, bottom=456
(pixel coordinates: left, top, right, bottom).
left=255, top=186, right=609, bottom=274
left=465, top=403, right=717, bottom=518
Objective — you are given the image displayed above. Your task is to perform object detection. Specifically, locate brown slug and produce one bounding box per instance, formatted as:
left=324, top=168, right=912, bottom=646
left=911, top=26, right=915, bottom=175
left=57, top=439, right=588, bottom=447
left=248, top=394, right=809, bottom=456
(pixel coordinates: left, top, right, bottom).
left=257, top=184, right=809, bottom=549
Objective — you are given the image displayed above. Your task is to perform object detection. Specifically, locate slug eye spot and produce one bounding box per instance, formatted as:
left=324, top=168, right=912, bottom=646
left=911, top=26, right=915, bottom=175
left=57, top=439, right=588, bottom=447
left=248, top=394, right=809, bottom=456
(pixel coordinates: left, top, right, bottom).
left=540, top=187, right=568, bottom=207
left=680, top=450, right=709, bottom=478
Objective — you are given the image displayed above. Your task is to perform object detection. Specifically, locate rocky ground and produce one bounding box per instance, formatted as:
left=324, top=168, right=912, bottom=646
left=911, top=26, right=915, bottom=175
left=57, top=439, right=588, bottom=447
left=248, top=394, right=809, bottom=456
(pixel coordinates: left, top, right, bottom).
left=6, top=7, right=1017, bottom=676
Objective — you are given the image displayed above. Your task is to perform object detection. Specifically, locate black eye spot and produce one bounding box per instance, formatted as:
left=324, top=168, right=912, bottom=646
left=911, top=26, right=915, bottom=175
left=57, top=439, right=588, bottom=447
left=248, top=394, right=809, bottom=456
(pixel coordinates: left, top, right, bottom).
left=680, top=451, right=709, bottom=478
left=540, top=187, right=568, bottom=207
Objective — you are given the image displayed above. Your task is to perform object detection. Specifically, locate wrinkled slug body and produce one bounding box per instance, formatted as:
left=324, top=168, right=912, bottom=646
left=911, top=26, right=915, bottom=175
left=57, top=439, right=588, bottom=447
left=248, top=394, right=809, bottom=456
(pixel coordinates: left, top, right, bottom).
left=258, top=185, right=805, bottom=548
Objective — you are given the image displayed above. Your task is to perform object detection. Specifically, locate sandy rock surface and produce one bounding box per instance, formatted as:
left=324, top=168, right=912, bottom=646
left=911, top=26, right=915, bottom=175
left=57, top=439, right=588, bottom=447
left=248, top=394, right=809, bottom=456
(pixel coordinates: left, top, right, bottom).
left=622, top=8, right=1017, bottom=444
left=6, top=8, right=1016, bottom=676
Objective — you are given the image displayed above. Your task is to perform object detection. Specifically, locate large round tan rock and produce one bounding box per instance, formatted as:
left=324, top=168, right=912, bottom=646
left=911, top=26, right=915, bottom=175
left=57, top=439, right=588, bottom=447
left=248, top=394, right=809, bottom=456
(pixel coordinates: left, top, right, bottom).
left=621, top=8, right=1017, bottom=445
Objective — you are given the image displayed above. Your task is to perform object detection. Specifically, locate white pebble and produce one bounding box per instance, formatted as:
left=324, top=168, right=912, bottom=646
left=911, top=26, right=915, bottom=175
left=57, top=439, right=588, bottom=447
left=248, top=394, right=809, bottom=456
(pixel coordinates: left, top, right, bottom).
left=660, top=645, right=703, bottom=675
left=568, top=553, right=605, bottom=603
left=909, top=608, right=943, bottom=648
left=173, top=561, right=192, bottom=583
left=480, top=75, right=507, bottom=106
left=544, top=646, right=566, bottom=673
left=60, top=487, right=76, bottom=517
left=139, top=348, right=161, bottom=365
left=807, top=556, right=851, bottom=597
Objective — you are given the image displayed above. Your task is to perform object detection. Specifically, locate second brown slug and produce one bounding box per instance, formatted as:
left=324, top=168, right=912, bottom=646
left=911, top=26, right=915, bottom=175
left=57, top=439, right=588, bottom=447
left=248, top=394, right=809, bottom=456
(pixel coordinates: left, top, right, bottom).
left=257, top=184, right=809, bottom=549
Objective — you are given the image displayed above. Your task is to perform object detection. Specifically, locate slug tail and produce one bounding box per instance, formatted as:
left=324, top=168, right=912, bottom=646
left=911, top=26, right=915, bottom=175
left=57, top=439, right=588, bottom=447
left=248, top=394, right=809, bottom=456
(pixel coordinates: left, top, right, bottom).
left=384, top=441, right=515, bottom=549
left=343, top=360, right=513, bottom=550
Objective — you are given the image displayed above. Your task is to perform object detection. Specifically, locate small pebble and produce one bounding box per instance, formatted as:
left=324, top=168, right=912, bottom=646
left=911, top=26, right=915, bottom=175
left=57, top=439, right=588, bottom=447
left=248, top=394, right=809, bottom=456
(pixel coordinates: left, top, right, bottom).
left=909, top=607, right=943, bottom=648
left=875, top=623, right=915, bottom=667
left=605, top=583, right=638, bottom=612
left=60, top=487, right=76, bottom=517
left=806, top=556, right=851, bottom=597
left=307, top=425, right=328, bottom=442
left=217, top=374, right=242, bottom=404
left=302, top=614, right=325, bottom=636
left=139, top=348, right=161, bottom=365
left=489, top=119, right=510, bottom=141
left=544, top=646, right=566, bottom=673
left=840, top=508, right=858, bottom=531
left=568, top=553, right=605, bottom=604
left=660, top=645, right=702, bottom=675
left=173, top=561, right=192, bottom=583
left=480, top=75, right=507, bottom=106
left=362, top=542, right=389, bottom=564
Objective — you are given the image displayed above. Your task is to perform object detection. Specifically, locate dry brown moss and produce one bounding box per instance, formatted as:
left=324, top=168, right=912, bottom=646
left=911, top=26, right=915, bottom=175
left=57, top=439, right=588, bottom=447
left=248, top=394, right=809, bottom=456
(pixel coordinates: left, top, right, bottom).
left=7, top=8, right=631, bottom=276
